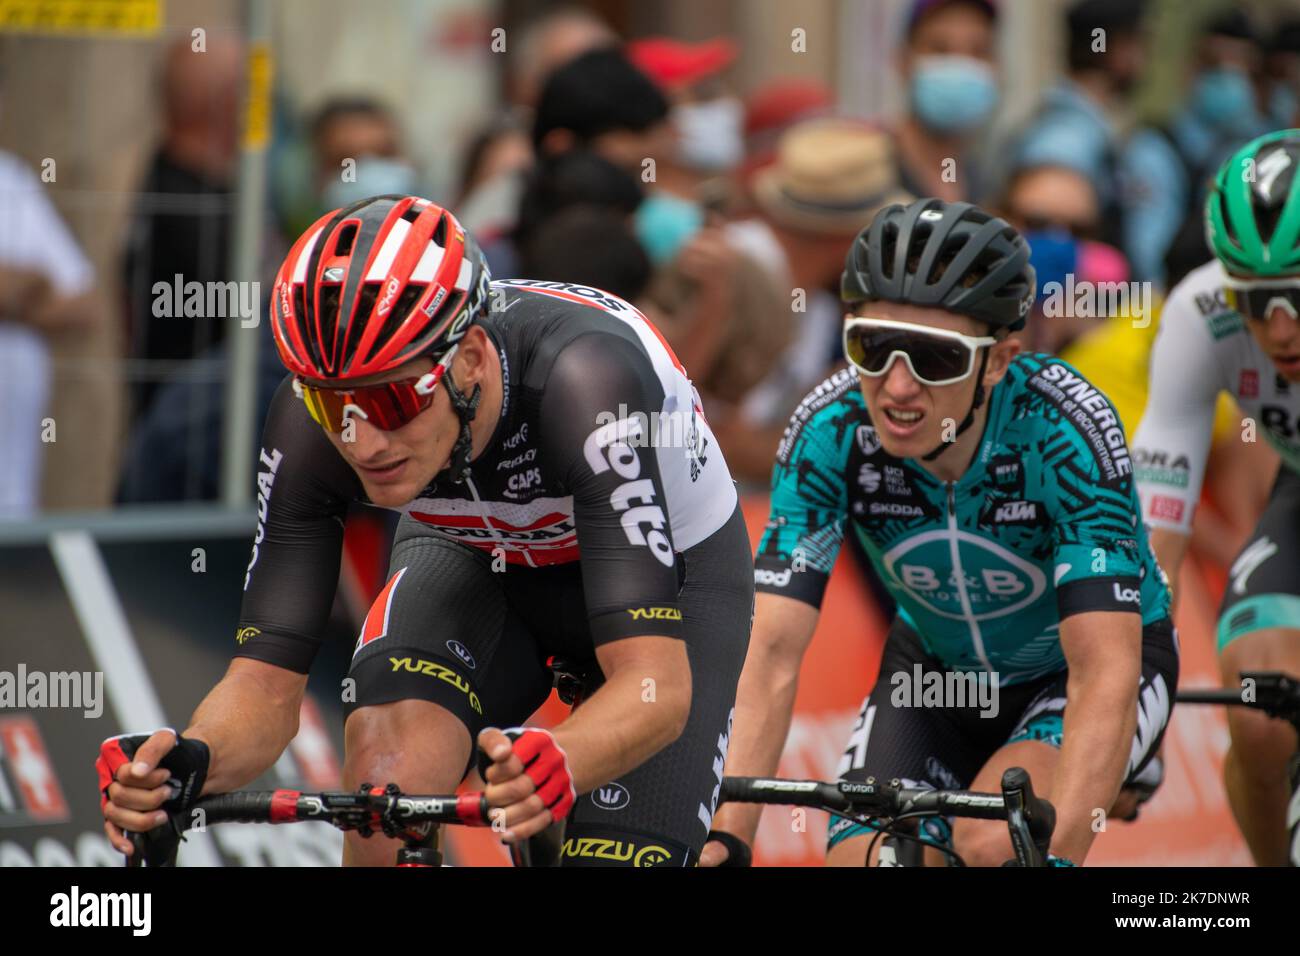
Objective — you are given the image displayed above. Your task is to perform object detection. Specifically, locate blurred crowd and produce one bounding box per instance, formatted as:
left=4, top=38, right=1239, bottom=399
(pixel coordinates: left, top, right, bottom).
left=0, top=0, right=1295, bottom=523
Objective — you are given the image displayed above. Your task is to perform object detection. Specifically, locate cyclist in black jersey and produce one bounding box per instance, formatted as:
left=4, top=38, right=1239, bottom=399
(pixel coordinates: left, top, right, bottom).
left=98, top=195, right=753, bottom=867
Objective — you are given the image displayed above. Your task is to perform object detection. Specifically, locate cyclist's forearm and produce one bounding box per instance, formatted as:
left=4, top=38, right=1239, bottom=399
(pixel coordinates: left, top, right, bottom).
left=184, top=661, right=307, bottom=795
left=1051, top=670, right=1139, bottom=862
left=709, top=644, right=802, bottom=844
left=552, top=654, right=691, bottom=795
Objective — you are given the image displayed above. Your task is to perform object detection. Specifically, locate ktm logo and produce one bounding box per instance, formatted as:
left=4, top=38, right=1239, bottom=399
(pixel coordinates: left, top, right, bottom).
left=560, top=837, right=672, bottom=866
left=626, top=607, right=682, bottom=621
left=235, top=626, right=261, bottom=645
left=994, top=501, right=1036, bottom=522
left=388, top=657, right=482, bottom=714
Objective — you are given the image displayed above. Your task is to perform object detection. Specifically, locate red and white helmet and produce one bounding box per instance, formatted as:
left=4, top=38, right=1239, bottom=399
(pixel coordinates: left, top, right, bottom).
left=271, top=195, right=491, bottom=380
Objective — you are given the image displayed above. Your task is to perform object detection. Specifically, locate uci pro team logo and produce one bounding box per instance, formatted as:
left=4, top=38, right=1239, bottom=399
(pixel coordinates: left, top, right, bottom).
left=881, top=530, right=1046, bottom=620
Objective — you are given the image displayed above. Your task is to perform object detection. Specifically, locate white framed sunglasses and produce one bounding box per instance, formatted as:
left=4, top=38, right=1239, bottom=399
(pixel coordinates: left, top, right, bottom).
left=1219, top=265, right=1300, bottom=322
left=842, top=317, right=997, bottom=387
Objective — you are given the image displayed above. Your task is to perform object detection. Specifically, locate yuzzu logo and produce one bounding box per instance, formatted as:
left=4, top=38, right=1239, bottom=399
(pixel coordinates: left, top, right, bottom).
left=881, top=530, right=1046, bottom=620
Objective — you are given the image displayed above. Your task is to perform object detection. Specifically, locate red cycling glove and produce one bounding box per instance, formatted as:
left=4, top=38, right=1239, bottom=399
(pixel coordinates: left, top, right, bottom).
left=497, top=727, right=576, bottom=821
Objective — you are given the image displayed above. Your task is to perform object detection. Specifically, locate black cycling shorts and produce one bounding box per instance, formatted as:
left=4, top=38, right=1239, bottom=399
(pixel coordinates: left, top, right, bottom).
left=826, top=613, right=1180, bottom=850
left=1216, top=464, right=1300, bottom=653
left=345, top=503, right=754, bottom=866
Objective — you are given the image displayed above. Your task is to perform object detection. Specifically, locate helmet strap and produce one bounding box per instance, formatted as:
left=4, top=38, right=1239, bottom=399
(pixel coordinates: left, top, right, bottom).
left=440, top=366, right=481, bottom=484
left=921, top=347, right=989, bottom=462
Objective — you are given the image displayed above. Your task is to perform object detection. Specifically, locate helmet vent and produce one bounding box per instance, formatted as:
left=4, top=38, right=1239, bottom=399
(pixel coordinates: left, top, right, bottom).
left=362, top=283, right=427, bottom=366
left=432, top=212, right=448, bottom=247
left=334, top=223, right=358, bottom=257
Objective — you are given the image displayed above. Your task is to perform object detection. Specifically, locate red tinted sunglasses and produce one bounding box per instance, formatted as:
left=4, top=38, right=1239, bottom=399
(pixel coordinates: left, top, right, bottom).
left=293, top=345, right=457, bottom=433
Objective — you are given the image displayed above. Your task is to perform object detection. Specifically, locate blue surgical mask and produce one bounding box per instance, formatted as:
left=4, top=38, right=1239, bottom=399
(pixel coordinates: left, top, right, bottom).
left=634, top=192, right=704, bottom=265
left=1024, top=229, right=1078, bottom=304
left=322, top=155, right=419, bottom=211
left=910, top=55, right=999, bottom=135
left=1191, top=67, right=1262, bottom=134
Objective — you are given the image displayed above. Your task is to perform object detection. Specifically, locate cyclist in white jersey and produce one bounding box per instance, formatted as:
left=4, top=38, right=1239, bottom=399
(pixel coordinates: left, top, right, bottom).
left=1133, top=130, right=1300, bottom=866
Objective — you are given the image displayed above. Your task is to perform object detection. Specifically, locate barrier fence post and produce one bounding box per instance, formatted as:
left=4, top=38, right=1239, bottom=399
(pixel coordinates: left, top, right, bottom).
left=220, top=0, right=272, bottom=507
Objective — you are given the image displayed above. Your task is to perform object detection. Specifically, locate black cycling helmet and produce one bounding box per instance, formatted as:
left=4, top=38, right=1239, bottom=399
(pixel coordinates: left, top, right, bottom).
left=841, top=197, right=1036, bottom=332
left=841, top=198, right=1035, bottom=463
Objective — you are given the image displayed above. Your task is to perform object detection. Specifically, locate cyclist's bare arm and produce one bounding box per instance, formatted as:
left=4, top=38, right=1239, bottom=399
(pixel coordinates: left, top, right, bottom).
left=184, top=658, right=308, bottom=794
left=1051, top=609, right=1142, bottom=863
left=1149, top=528, right=1191, bottom=612
left=704, top=593, right=820, bottom=858
left=551, top=634, right=692, bottom=795
left=102, top=663, right=305, bottom=855
left=479, top=633, right=692, bottom=842
left=101, top=659, right=306, bottom=854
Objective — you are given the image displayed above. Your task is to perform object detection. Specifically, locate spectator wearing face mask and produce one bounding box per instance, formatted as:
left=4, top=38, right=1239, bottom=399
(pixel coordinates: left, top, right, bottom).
left=1123, top=11, right=1272, bottom=290
left=1002, top=159, right=1267, bottom=573
left=626, top=36, right=744, bottom=265
left=308, top=97, right=419, bottom=214
left=892, top=0, right=1001, bottom=203
left=1000, top=161, right=1122, bottom=356
left=1009, top=0, right=1148, bottom=253
left=690, top=119, right=910, bottom=481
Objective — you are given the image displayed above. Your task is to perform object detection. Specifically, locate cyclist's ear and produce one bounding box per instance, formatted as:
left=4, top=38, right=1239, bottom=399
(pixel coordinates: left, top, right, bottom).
left=984, top=330, right=1021, bottom=385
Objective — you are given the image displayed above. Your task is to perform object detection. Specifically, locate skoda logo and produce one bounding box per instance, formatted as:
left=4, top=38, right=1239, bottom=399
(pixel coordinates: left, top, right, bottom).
left=446, top=640, right=475, bottom=669
left=591, top=782, right=630, bottom=811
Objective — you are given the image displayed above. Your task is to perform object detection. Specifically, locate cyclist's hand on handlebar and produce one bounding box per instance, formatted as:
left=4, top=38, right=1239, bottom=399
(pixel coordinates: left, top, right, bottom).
left=477, top=726, right=575, bottom=844
left=699, top=839, right=729, bottom=867
left=699, top=830, right=752, bottom=867
left=97, top=729, right=208, bottom=856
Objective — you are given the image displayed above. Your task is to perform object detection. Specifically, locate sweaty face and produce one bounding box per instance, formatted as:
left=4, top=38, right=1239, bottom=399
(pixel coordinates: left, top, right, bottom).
left=313, top=356, right=462, bottom=507
left=851, top=301, right=1004, bottom=460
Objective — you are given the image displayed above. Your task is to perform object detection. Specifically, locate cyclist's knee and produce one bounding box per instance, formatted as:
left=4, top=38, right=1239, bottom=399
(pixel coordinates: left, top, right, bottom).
left=951, top=820, right=1012, bottom=868
left=1223, top=708, right=1297, bottom=784
left=1219, top=626, right=1300, bottom=678
left=343, top=698, right=471, bottom=790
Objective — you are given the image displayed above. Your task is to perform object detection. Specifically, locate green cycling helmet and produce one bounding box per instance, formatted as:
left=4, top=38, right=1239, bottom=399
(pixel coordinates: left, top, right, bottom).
left=1206, top=129, right=1300, bottom=278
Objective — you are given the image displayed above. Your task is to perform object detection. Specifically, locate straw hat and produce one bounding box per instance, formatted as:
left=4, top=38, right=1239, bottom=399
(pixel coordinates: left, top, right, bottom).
left=753, top=119, right=912, bottom=235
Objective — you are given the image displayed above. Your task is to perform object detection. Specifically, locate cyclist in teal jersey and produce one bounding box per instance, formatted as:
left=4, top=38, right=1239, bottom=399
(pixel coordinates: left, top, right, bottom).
left=702, top=198, right=1177, bottom=867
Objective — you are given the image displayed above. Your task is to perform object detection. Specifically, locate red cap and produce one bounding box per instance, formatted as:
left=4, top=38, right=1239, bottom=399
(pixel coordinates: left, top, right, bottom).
left=626, top=36, right=737, bottom=91
left=744, top=78, right=835, bottom=138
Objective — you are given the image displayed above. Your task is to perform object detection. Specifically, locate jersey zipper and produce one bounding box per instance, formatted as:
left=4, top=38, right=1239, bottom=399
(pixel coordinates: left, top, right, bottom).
left=945, top=480, right=994, bottom=675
